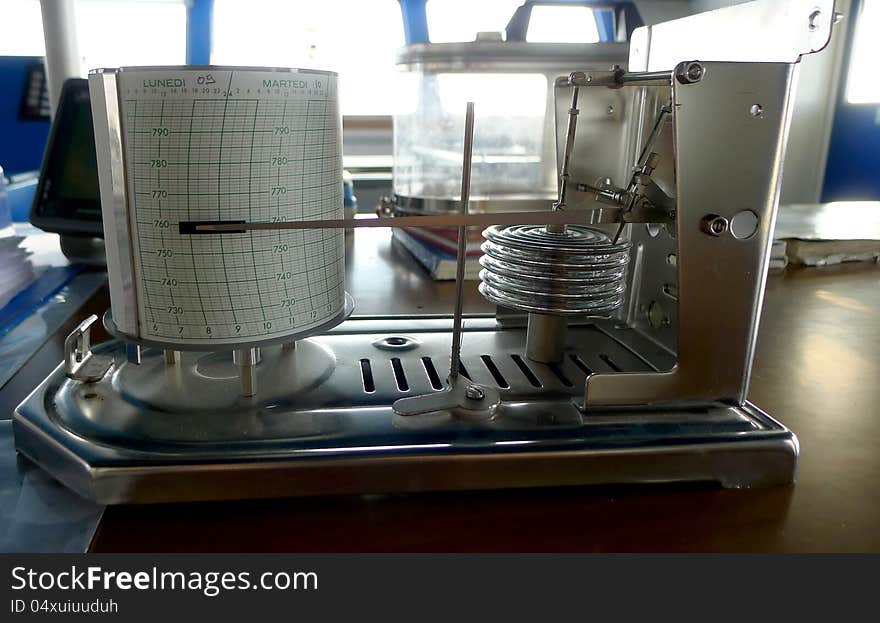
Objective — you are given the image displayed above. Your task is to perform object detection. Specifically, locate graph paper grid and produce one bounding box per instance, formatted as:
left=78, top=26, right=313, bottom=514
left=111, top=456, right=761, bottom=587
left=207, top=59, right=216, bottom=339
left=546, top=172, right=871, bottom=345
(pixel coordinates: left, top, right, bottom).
left=118, top=69, right=344, bottom=345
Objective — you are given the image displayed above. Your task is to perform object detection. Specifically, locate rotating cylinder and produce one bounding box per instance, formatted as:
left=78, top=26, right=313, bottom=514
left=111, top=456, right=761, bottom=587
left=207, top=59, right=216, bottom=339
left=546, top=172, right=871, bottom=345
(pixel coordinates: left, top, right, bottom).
left=89, top=66, right=348, bottom=355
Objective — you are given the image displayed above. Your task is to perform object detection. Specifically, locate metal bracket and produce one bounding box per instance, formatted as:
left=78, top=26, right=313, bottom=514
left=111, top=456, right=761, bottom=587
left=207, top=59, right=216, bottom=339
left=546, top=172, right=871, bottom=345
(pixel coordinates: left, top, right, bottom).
left=585, top=61, right=796, bottom=408
left=64, top=315, right=113, bottom=383
left=392, top=376, right=501, bottom=420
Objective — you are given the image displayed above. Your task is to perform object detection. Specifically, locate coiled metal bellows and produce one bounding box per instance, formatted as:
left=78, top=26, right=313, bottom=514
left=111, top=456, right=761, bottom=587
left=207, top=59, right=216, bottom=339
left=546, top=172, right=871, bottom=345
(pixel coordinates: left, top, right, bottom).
left=478, top=224, right=631, bottom=317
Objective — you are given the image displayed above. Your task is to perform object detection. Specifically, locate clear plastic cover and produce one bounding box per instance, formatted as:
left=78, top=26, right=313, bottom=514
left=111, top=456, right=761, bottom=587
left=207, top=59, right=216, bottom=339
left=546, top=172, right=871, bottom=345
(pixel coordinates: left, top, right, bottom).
left=393, top=72, right=556, bottom=201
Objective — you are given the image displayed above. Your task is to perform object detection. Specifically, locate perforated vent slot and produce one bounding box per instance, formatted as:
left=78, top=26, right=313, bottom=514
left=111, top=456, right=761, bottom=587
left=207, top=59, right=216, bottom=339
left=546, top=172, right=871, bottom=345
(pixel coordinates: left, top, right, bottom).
left=421, top=357, right=443, bottom=390
left=510, top=354, right=542, bottom=388
left=359, top=358, right=375, bottom=393
left=569, top=354, right=592, bottom=375
left=480, top=355, right=510, bottom=389
left=599, top=354, right=622, bottom=372
left=548, top=364, right=573, bottom=387
left=390, top=357, right=409, bottom=392
left=347, top=325, right=661, bottom=402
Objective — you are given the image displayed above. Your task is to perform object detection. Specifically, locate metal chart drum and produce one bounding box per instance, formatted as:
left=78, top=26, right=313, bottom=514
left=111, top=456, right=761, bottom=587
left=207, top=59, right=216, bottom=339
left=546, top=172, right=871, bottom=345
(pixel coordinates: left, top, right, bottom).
left=90, top=66, right=349, bottom=351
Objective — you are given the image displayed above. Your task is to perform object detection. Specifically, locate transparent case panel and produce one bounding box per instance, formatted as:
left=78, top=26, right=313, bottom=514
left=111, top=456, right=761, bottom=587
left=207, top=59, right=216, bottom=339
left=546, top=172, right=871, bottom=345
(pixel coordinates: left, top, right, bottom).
left=393, top=72, right=555, bottom=200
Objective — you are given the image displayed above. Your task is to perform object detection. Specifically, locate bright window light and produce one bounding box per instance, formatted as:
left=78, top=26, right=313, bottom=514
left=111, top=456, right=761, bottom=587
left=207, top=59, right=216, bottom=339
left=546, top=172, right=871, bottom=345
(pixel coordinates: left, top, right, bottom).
left=426, top=0, right=522, bottom=43
left=0, top=0, right=186, bottom=71
left=211, top=0, right=405, bottom=116
left=846, top=0, right=880, bottom=104
left=526, top=5, right=599, bottom=43
left=0, top=0, right=45, bottom=56
left=77, top=1, right=186, bottom=71
left=437, top=73, right=547, bottom=116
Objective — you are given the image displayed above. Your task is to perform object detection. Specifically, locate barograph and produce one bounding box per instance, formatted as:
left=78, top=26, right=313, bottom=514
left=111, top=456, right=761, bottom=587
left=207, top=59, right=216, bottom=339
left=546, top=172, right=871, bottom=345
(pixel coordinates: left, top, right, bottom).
left=14, top=0, right=837, bottom=503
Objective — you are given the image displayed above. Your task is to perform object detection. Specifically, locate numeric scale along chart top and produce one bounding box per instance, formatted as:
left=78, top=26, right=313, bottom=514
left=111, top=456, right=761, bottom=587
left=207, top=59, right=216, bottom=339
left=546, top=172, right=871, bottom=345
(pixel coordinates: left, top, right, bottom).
left=108, top=67, right=346, bottom=347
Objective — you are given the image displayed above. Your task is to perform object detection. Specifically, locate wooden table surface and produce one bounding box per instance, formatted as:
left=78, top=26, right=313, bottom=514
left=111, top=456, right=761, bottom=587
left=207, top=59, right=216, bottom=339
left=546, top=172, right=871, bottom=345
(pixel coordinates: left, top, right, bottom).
left=6, top=230, right=880, bottom=551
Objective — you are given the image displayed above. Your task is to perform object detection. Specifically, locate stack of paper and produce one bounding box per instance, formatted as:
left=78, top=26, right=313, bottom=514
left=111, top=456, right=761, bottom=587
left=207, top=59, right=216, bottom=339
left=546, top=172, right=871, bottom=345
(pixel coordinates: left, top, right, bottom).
left=775, top=202, right=880, bottom=267
left=0, top=232, right=35, bottom=310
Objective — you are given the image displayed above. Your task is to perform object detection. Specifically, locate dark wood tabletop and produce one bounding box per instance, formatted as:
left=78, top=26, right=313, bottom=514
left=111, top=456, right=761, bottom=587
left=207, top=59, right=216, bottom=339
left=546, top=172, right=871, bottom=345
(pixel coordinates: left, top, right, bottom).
left=6, top=230, right=880, bottom=552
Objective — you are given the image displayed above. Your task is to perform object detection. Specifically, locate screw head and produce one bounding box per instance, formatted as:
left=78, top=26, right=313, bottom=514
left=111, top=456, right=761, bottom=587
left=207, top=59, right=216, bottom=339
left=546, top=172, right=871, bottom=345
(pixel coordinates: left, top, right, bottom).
left=701, top=214, right=729, bottom=237
left=465, top=385, right=485, bottom=401
left=378, top=196, right=395, bottom=215
left=677, top=61, right=705, bottom=84
left=750, top=104, right=764, bottom=118
left=808, top=10, right=822, bottom=31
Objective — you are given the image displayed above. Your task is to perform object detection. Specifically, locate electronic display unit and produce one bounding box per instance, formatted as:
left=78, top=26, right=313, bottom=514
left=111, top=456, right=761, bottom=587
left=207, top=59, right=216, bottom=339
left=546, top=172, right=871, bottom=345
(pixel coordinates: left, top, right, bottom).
left=29, top=78, right=102, bottom=237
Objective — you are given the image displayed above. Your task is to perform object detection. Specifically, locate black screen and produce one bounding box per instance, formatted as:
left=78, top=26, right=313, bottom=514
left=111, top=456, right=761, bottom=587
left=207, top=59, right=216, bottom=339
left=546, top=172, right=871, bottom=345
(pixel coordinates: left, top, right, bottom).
left=30, top=78, right=103, bottom=236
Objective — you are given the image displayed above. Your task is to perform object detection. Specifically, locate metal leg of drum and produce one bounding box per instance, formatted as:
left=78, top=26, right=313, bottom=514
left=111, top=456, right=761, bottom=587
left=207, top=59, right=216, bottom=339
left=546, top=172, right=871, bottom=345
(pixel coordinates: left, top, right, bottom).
left=126, top=343, right=142, bottom=365
left=526, top=313, right=567, bottom=364
left=233, top=347, right=261, bottom=397
left=163, top=350, right=180, bottom=365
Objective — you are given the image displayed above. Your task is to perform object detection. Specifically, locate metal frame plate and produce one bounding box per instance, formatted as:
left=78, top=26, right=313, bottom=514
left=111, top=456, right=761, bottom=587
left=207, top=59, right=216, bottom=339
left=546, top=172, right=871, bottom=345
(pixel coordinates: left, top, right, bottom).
left=584, top=61, right=797, bottom=407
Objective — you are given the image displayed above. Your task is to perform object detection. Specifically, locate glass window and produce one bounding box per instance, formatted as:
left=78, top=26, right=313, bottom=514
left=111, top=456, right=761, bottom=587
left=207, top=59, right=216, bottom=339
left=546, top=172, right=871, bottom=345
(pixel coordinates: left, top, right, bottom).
left=211, top=0, right=405, bottom=116
left=0, top=0, right=186, bottom=71
left=526, top=5, right=599, bottom=43
left=0, top=0, right=45, bottom=57
left=425, top=1, right=600, bottom=44
left=77, top=0, right=187, bottom=71
left=426, top=0, right=522, bottom=43
left=845, top=0, right=880, bottom=104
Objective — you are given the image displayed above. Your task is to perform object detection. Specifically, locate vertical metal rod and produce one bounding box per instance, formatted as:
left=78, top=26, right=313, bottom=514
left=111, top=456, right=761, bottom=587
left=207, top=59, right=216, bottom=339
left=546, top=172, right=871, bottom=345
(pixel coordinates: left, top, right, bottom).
left=449, top=101, right=475, bottom=382
left=613, top=101, right=671, bottom=245
left=547, top=85, right=579, bottom=234
left=553, top=85, right=580, bottom=214
left=636, top=101, right=671, bottom=169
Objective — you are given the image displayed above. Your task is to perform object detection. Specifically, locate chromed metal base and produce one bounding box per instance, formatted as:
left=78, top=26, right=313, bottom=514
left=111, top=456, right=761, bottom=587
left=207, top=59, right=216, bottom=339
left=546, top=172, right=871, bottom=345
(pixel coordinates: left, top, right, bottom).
left=13, top=319, right=797, bottom=504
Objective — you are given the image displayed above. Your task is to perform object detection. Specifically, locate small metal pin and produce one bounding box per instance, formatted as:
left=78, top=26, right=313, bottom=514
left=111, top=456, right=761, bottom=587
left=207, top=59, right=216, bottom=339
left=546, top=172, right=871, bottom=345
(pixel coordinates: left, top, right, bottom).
left=126, top=343, right=142, bottom=365
left=233, top=348, right=261, bottom=397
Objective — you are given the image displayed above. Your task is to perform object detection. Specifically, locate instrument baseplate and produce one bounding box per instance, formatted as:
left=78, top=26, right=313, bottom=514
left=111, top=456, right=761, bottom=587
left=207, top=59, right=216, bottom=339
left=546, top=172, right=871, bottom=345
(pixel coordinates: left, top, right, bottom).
left=13, top=319, right=797, bottom=504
